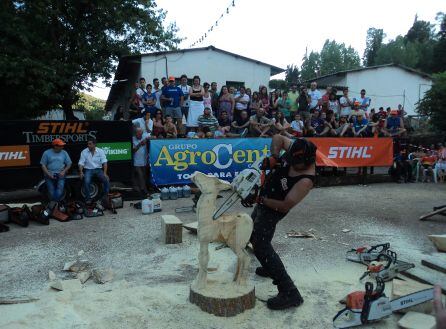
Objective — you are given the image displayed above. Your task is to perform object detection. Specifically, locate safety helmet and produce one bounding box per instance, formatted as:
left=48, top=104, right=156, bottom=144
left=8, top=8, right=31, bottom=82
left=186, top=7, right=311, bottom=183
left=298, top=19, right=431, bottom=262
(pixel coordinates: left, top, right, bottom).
left=286, top=138, right=317, bottom=166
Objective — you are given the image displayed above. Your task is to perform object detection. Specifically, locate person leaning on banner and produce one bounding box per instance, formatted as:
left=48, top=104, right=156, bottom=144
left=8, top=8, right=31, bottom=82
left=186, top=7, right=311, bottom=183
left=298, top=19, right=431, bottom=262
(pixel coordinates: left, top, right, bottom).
left=132, top=128, right=150, bottom=198
left=241, top=135, right=317, bottom=310
left=78, top=137, right=110, bottom=203
left=40, top=138, right=72, bottom=203
left=382, top=109, right=406, bottom=137
left=197, top=107, right=219, bottom=138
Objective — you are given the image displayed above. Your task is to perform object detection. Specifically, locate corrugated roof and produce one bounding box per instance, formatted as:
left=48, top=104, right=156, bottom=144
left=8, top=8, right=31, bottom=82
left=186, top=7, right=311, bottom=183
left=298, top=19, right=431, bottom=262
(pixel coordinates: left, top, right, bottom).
left=123, top=45, right=285, bottom=76
left=303, top=63, right=432, bottom=83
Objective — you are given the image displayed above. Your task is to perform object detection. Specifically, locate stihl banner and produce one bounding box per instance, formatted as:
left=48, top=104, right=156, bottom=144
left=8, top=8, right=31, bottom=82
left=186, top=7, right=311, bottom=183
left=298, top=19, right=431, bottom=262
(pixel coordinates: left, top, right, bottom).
left=308, top=138, right=393, bottom=167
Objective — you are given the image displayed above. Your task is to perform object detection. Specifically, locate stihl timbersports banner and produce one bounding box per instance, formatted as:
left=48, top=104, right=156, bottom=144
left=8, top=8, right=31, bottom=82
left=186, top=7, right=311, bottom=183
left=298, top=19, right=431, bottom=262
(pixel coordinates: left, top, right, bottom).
left=149, top=138, right=393, bottom=185
left=309, top=138, right=394, bottom=167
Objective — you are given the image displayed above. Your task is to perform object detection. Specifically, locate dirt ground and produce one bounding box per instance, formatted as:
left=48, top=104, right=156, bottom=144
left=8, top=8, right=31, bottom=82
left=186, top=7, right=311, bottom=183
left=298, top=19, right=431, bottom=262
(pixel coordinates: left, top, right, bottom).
left=1, top=182, right=445, bottom=329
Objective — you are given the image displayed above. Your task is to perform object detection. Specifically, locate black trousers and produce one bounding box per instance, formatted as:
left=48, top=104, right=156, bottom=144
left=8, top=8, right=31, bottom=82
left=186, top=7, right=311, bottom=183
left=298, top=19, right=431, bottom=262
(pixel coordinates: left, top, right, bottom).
left=250, top=205, right=295, bottom=291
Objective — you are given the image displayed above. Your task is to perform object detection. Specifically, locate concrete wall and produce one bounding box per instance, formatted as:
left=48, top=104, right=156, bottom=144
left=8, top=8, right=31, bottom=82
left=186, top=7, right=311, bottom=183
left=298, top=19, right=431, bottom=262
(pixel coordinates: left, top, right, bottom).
left=139, top=48, right=272, bottom=90
left=345, top=67, right=432, bottom=115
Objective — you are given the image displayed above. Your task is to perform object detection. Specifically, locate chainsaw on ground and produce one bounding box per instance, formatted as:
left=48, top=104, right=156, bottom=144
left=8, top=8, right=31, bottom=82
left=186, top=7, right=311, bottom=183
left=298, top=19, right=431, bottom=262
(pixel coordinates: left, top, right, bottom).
left=333, top=277, right=434, bottom=328
left=212, top=156, right=265, bottom=220
left=346, top=243, right=391, bottom=264
left=359, top=250, right=415, bottom=282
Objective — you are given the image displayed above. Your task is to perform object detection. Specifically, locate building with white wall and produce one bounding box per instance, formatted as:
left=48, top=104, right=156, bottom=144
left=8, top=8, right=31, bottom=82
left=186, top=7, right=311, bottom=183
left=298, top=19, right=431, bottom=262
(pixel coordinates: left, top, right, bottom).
left=106, top=46, right=284, bottom=113
left=305, top=64, right=432, bottom=116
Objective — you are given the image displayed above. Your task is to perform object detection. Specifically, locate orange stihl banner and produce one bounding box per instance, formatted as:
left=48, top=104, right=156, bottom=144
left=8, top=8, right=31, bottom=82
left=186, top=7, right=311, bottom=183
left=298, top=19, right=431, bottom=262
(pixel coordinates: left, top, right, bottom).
left=308, top=138, right=393, bottom=167
left=0, top=145, right=31, bottom=168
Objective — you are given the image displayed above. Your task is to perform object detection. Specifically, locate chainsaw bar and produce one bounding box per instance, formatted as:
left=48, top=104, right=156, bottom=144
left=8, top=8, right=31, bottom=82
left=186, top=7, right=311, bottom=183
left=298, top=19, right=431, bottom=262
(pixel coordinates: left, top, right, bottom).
left=359, top=250, right=415, bottom=282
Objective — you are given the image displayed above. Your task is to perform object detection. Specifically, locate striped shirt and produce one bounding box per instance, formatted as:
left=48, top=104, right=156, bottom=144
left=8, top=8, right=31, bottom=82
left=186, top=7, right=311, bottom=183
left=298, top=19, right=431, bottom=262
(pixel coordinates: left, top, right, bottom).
left=198, top=114, right=218, bottom=132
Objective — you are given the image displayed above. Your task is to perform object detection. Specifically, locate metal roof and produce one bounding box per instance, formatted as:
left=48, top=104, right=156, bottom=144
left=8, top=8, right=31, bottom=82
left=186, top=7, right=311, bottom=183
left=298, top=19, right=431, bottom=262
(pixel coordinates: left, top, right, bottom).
left=123, top=45, right=285, bottom=76
left=303, top=63, right=432, bottom=83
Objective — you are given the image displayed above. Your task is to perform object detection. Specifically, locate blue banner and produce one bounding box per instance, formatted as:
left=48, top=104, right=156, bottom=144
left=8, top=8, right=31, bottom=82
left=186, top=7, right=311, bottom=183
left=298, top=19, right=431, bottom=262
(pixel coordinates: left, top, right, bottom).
left=149, top=138, right=271, bottom=185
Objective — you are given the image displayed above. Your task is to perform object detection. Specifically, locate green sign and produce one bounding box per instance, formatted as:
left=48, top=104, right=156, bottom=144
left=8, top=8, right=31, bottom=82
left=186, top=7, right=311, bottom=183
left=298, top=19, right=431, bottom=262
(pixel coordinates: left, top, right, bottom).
left=97, top=142, right=131, bottom=161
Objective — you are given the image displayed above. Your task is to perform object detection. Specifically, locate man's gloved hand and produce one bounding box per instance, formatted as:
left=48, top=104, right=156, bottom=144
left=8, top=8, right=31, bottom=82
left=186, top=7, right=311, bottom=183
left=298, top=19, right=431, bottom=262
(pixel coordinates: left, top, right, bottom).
left=241, top=186, right=261, bottom=208
left=261, top=155, right=280, bottom=170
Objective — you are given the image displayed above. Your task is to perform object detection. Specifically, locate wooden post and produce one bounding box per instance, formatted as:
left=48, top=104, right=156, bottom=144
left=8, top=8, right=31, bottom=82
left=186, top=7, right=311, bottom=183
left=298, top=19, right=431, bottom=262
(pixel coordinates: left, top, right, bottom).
left=162, top=215, right=183, bottom=244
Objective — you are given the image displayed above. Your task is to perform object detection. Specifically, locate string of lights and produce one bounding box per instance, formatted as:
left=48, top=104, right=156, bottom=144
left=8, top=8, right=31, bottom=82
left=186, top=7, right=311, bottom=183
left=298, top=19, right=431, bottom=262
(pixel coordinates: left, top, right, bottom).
left=188, top=0, right=236, bottom=48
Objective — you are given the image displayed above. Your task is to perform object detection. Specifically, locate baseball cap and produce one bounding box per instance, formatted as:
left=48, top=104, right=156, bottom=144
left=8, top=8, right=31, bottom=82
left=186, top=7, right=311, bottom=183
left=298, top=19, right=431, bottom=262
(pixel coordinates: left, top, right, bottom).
left=52, top=138, right=66, bottom=146
left=168, top=76, right=175, bottom=81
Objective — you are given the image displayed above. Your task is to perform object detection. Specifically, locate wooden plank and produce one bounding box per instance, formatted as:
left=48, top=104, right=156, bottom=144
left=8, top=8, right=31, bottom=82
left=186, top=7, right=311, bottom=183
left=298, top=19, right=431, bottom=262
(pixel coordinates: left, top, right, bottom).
left=422, top=258, right=446, bottom=274
left=400, top=267, right=446, bottom=295
left=419, top=206, right=446, bottom=221
left=183, top=221, right=198, bottom=234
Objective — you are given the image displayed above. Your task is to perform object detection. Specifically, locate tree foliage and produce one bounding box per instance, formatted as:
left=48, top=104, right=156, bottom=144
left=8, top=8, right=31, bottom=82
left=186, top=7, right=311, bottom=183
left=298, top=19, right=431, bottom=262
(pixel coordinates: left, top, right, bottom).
left=363, top=28, right=385, bottom=67
left=0, top=0, right=180, bottom=120
left=432, top=12, right=446, bottom=73
left=73, top=93, right=106, bottom=120
left=300, top=40, right=360, bottom=81
left=285, top=65, right=300, bottom=84
left=417, top=72, right=446, bottom=132
left=268, top=79, right=288, bottom=91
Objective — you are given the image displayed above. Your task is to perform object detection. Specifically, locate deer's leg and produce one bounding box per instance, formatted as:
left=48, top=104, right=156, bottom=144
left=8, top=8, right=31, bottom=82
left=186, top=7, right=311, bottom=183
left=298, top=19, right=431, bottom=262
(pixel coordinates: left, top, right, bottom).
left=196, top=241, right=209, bottom=289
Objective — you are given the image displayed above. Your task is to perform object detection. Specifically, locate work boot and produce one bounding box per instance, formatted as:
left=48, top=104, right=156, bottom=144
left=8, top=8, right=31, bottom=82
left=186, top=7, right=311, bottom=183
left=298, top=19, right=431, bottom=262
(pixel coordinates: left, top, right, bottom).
left=267, top=288, right=304, bottom=310
left=255, top=266, right=271, bottom=278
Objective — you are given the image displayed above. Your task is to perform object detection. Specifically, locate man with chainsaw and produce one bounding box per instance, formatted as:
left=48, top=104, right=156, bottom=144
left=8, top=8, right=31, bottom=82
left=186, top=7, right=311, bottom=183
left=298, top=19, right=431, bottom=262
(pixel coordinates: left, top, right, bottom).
left=243, top=134, right=317, bottom=310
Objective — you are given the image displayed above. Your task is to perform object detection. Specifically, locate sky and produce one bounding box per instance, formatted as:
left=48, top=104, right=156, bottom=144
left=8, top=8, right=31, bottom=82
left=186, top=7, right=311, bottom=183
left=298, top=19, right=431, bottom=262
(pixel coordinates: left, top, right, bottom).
left=87, top=0, right=446, bottom=100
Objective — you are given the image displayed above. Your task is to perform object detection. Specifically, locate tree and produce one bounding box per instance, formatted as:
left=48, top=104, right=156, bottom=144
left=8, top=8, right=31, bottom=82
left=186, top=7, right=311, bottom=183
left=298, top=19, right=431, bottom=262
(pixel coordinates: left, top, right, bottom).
left=406, top=15, right=433, bottom=44
left=285, top=65, right=300, bottom=84
left=417, top=72, right=446, bottom=132
left=433, top=12, right=446, bottom=73
left=300, top=51, right=321, bottom=81
left=363, top=28, right=385, bottom=67
left=73, top=93, right=106, bottom=120
left=375, top=36, right=420, bottom=68
left=319, top=39, right=360, bottom=76
left=268, top=79, right=287, bottom=91
left=0, top=0, right=180, bottom=120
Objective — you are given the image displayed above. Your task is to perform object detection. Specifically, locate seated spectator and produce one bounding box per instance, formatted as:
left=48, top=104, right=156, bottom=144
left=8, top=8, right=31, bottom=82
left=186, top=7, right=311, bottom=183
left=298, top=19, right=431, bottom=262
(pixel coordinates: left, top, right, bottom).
left=277, top=91, right=291, bottom=121
left=272, top=111, right=292, bottom=137
left=114, top=105, right=125, bottom=121
left=420, top=152, right=437, bottom=182
left=152, top=110, right=165, bottom=138
left=336, top=116, right=350, bottom=136
left=290, top=113, right=304, bottom=137
left=382, top=110, right=406, bottom=137
left=352, top=111, right=370, bottom=137
left=164, top=115, right=178, bottom=138
left=307, top=110, right=324, bottom=136
left=217, top=110, right=231, bottom=136
left=132, top=112, right=153, bottom=136
left=368, top=113, right=382, bottom=136
left=197, top=107, right=219, bottom=138
left=227, top=110, right=249, bottom=137
left=378, top=107, right=387, bottom=119
left=249, top=107, right=273, bottom=137
left=269, top=90, right=279, bottom=117
left=319, top=111, right=337, bottom=136
left=249, top=91, right=261, bottom=116
left=436, top=143, right=446, bottom=182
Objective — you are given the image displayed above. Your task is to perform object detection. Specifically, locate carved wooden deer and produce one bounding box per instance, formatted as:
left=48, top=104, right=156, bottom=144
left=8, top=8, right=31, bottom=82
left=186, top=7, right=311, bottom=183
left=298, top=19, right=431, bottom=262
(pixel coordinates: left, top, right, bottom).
left=191, top=172, right=253, bottom=289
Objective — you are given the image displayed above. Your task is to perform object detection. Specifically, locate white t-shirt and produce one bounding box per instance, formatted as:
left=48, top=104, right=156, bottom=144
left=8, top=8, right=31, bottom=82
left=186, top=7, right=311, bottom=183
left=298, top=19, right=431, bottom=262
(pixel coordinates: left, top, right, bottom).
left=339, top=96, right=352, bottom=116
left=308, top=89, right=322, bottom=109
left=132, top=118, right=153, bottom=135
left=136, top=88, right=145, bottom=108
left=235, top=94, right=250, bottom=111
left=154, top=88, right=162, bottom=109
left=180, top=85, right=191, bottom=107
left=132, top=132, right=149, bottom=167
left=291, top=120, right=304, bottom=133
left=78, top=148, right=107, bottom=170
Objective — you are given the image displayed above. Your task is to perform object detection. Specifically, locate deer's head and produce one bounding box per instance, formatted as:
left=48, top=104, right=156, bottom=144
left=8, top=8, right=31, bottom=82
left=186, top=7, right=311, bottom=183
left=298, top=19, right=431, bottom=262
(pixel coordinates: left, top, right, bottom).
left=190, top=171, right=232, bottom=194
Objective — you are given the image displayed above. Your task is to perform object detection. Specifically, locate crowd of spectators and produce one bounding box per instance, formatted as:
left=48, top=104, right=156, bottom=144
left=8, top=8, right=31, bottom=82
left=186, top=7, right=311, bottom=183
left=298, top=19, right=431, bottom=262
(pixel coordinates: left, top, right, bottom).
left=116, top=75, right=409, bottom=140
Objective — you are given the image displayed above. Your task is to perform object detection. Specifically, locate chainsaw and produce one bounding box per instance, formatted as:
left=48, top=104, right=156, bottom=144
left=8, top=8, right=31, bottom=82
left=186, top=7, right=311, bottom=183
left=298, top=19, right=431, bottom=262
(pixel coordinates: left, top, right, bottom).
left=333, top=277, right=434, bottom=328
left=359, top=250, right=415, bottom=282
left=212, top=156, right=265, bottom=220
left=346, top=243, right=390, bottom=264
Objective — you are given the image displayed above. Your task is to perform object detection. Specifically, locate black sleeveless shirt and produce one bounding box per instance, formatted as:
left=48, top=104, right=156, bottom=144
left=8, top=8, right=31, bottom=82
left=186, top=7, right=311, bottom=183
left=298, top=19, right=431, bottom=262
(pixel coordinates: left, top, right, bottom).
left=190, top=87, right=203, bottom=101
left=260, top=165, right=315, bottom=201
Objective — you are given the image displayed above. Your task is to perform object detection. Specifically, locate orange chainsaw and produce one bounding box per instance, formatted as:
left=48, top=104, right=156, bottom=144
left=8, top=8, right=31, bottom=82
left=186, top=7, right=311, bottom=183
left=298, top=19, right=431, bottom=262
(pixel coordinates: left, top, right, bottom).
left=359, top=250, right=414, bottom=282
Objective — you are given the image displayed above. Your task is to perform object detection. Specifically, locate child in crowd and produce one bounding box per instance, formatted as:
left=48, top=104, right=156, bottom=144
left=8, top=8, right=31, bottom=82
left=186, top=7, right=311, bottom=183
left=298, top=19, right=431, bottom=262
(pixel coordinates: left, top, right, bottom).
left=217, top=110, right=231, bottom=136
left=290, top=113, right=304, bottom=137
left=164, top=115, right=177, bottom=138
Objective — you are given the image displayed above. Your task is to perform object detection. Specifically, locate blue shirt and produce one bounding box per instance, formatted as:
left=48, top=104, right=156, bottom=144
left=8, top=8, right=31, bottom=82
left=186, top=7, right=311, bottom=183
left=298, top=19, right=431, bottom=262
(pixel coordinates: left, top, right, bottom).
left=353, top=118, right=368, bottom=132
left=311, top=118, right=324, bottom=134
left=162, top=86, right=184, bottom=108
left=142, top=92, right=157, bottom=114
left=132, top=133, right=149, bottom=166
left=40, top=149, right=72, bottom=175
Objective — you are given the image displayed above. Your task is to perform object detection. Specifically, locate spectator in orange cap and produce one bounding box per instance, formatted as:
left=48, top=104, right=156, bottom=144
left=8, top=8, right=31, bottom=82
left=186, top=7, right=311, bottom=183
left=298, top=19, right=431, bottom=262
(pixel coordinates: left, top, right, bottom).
left=40, top=139, right=72, bottom=203
left=382, top=109, right=406, bottom=137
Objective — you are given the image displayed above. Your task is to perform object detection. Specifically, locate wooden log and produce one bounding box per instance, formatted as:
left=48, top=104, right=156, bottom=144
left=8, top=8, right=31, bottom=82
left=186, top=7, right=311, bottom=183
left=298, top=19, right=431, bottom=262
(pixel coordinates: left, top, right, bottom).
left=162, top=215, right=183, bottom=244
left=419, top=206, right=446, bottom=221
left=422, top=257, right=446, bottom=274
left=189, top=282, right=255, bottom=317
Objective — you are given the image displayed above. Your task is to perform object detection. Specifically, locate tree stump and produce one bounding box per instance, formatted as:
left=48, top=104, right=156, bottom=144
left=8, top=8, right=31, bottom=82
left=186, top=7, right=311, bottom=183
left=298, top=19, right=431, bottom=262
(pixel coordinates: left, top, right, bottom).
left=189, top=280, right=255, bottom=317
left=161, top=215, right=183, bottom=244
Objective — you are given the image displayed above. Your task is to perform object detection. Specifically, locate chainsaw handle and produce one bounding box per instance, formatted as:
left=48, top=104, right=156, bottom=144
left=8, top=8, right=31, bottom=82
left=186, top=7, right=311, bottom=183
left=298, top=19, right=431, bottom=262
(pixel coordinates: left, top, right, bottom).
left=385, top=250, right=397, bottom=263
left=377, top=253, right=392, bottom=269
left=368, top=243, right=390, bottom=254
